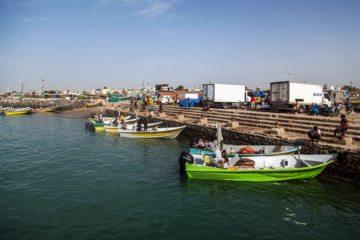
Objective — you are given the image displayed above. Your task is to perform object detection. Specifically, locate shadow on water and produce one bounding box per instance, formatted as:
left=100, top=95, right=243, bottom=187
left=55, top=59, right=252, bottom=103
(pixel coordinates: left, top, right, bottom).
left=179, top=173, right=360, bottom=212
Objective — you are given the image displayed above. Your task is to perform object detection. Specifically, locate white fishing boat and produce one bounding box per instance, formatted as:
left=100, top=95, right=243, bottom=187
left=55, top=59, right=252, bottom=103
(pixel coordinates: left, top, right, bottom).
left=118, top=126, right=186, bottom=139
left=87, top=118, right=140, bottom=131
left=88, top=116, right=131, bottom=123
left=105, top=121, right=163, bottom=133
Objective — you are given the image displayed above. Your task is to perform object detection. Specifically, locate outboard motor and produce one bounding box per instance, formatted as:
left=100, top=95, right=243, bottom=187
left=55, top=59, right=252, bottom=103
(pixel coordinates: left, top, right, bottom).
left=178, top=151, right=194, bottom=173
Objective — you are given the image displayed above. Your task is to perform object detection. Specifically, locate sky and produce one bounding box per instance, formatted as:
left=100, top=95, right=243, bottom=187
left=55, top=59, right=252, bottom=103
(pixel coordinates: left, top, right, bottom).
left=0, top=0, right=359, bottom=93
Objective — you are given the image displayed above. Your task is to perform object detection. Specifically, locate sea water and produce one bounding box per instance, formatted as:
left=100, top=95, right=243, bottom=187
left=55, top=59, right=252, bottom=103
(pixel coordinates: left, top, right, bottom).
left=1, top=113, right=360, bottom=239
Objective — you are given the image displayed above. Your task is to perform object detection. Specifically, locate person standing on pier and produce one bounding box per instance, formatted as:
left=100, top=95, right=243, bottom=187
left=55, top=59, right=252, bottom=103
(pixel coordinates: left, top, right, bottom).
left=159, top=102, right=163, bottom=113
left=251, top=96, right=256, bottom=110
left=143, top=118, right=148, bottom=131
left=134, top=100, right=138, bottom=110
left=346, top=98, right=352, bottom=113
left=308, top=126, right=321, bottom=142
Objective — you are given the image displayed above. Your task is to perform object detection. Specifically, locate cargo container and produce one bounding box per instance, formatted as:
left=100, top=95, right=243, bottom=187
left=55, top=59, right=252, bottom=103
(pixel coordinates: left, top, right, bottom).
left=270, top=81, right=332, bottom=112
left=202, top=84, right=248, bottom=108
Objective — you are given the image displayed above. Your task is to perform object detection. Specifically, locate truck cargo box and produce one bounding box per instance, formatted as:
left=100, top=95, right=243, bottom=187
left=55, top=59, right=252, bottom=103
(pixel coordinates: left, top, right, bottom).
left=202, top=84, right=245, bottom=106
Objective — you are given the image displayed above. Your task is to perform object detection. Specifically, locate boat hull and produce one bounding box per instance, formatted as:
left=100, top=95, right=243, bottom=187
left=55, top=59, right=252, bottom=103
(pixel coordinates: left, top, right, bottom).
left=183, top=154, right=336, bottom=182
left=40, top=107, right=60, bottom=112
left=86, top=101, right=103, bottom=107
left=186, top=163, right=331, bottom=181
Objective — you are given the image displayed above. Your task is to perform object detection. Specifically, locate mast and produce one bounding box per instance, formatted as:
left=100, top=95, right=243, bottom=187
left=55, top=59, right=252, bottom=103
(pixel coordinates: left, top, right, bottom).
left=42, top=79, right=45, bottom=95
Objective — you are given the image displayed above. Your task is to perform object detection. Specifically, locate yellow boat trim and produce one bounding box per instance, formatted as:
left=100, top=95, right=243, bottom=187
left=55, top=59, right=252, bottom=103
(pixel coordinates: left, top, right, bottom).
left=94, top=125, right=106, bottom=131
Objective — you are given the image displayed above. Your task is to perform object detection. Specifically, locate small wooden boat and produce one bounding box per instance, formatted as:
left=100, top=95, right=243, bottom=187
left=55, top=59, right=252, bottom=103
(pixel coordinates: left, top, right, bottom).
left=39, top=106, right=61, bottom=112
left=119, top=97, right=130, bottom=101
left=83, top=94, right=100, bottom=98
left=86, top=101, right=103, bottom=107
left=179, top=152, right=336, bottom=182
left=191, top=145, right=301, bottom=157
left=88, top=116, right=131, bottom=123
left=105, top=121, right=163, bottom=133
left=88, top=118, right=140, bottom=131
left=45, top=93, right=56, bottom=98
left=4, top=107, right=33, bottom=115
left=118, top=125, right=186, bottom=139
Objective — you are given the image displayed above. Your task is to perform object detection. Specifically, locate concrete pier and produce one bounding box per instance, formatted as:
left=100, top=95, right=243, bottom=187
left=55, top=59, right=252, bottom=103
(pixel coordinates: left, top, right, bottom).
left=105, top=102, right=360, bottom=184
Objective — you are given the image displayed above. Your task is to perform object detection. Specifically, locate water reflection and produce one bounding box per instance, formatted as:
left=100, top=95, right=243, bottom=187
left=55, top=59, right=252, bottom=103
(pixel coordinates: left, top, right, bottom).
left=179, top=175, right=360, bottom=212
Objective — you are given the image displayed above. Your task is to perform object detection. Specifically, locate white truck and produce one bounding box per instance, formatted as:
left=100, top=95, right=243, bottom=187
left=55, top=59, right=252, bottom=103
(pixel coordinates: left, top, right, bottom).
left=270, top=81, right=333, bottom=113
left=202, top=84, right=250, bottom=108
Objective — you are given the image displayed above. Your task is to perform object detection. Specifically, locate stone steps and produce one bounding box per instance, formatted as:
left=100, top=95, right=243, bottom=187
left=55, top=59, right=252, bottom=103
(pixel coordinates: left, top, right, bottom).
left=122, top=104, right=360, bottom=143
left=162, top=106, right=360, bottom=133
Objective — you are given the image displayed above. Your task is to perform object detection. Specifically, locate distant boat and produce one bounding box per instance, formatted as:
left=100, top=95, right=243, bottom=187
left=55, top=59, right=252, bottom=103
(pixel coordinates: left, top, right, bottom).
left=118, top=125, right=186, bottom=139
left=86, top=101, right=103, bottom=107
left=45, top=93, right=56, bottom=98
left=75, top=95, right=85, bottom=99
left=83, top=94, right=100, bottom=98
left=179, top=153, right=336, bottom=182
left=4, top=107, right=33, bottom=115
left=88, top=117, right=140, bottom=131
left=119, top=97, right=130, bottom=101
left=88, top=116, right=131, bottom=123
left=39, top=106, right=61, bottom=112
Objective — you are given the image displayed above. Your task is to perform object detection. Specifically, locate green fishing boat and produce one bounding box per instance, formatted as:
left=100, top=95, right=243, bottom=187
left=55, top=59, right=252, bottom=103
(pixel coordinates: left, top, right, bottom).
left=179, top=153, right=336, bottom=182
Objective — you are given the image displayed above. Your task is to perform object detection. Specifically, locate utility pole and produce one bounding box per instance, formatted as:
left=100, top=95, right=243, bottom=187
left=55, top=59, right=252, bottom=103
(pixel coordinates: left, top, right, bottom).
left=42, top=79, right=45, bottom=95
left=21, top=82, right=23, bottom=94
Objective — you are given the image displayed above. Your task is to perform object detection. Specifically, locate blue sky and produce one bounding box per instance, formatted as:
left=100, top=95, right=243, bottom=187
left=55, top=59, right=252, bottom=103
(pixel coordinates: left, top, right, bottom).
left=0, top=0, right=359, bottom=93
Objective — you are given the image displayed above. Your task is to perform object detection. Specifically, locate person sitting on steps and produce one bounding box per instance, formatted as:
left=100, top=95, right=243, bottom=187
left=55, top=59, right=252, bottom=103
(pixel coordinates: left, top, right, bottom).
left=308, top=126, right=321, bottom=142
left=333, top=114, right=349, bottom=140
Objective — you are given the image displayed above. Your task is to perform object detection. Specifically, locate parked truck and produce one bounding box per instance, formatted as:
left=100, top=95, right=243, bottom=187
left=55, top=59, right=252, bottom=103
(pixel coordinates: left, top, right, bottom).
left=202, top=84, right=251, bottom=108
left=270, top=81, right=333, bottom=113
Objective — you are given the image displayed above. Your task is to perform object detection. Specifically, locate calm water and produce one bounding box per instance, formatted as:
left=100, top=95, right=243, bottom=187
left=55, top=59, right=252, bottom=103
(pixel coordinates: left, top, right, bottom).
left=1, top=113, right=360, bottom=240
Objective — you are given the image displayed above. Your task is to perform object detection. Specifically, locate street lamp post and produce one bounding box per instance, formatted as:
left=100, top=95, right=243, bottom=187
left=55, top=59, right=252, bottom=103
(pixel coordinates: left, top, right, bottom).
left=42, top=79, right=45, bottom=95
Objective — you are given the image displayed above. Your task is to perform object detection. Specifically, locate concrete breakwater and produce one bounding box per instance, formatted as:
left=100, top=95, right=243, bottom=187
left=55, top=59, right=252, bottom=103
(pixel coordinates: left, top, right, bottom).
left=0, top=98, right=97, bottom=111
left=103, top=105, right=360, bottom=184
